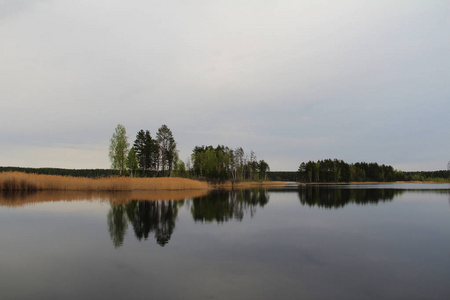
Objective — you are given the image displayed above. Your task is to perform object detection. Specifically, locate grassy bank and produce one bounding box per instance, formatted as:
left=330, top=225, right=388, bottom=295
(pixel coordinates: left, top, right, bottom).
left=0, top=172, right=209, bottom=191
left=0, top=172, right=289, bottom=193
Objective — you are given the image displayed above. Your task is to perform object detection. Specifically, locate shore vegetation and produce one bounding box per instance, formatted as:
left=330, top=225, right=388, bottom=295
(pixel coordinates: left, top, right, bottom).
left=0, top=172, right=208, bottom=192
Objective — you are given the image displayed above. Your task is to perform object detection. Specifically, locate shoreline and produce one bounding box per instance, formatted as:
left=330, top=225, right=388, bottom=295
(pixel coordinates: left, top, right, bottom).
left=0, top=172, right=448, bottom=192
left=298, top=181, right=450, bottom=185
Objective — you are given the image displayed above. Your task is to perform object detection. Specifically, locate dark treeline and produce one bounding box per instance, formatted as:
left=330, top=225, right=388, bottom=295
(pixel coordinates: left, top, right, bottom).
left=271, top=162, right=449, bottom=183
left=298, top=159, right=401, bottom=183
left=267, top=171, right=298, bottom=181
left=403, top=170, right=450, bottom=182
left=297, top=159, right=448, bottom=183
left=2, top=165, right=448, bottom=183
left=0, top=167, right=114, bottom=178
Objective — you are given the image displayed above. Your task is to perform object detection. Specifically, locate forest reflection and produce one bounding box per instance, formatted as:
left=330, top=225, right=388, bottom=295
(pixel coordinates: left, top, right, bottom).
left=297, top=186, right=403, bottom=208
left=191, top=189, right=270, bottom=223
left=108, top=200, right=180, bottom=248
left=107, top=189, right=270, bottom=247
left=2, top=187, right=448, bottom=249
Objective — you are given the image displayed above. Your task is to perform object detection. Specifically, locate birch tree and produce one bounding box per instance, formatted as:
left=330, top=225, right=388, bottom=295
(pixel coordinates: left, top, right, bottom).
left=109, top=124, right=129, bottom=175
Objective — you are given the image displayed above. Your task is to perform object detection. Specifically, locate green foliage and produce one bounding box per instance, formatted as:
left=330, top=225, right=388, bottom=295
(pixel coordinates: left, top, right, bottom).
left=172, top=159, right=188, bottom=178
left=126, top=148, right=139, bottom=177
left=134, top=130, right=157, bottom=174
left=109, top=124, right=129, bottom=176
left=298, top=159, right=400, bottom=183
left=190, top=145, right=269, bottom=182
left=157, top=124, right=177, bottom=177
left=130, top=125, right=178, bottom=177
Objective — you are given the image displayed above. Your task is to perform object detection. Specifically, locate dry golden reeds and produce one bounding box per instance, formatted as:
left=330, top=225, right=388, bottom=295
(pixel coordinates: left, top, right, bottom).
left=0, top=172, right=209, bottom=192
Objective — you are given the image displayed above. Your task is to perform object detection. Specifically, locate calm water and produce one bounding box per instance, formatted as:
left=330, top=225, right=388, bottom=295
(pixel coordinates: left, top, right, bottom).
left=1, top=184, right=449, bottom=300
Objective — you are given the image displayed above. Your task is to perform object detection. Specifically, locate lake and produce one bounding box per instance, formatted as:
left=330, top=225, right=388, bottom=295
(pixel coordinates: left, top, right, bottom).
left=1, top=184, right=449, bottom=299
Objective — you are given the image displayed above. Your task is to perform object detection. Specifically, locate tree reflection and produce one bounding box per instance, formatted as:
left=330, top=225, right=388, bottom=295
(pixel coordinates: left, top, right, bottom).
left=107, top=204, right=128, bottom=248
left=297, top=186, right=403, bottom=209
left=191, top=189, right=269, bottom=223
left=107, top=200, right=179, bottom=247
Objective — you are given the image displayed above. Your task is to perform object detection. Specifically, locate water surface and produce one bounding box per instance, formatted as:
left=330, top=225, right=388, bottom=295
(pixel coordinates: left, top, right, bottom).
left=0, top=184, right=449, bottom=299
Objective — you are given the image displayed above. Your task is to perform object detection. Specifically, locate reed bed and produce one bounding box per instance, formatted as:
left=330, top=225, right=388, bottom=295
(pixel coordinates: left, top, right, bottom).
left=0, top=172, right=209, bottom=192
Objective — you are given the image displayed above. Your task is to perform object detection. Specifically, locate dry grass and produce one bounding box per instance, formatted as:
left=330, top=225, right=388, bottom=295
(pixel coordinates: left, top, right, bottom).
left=0, top=172, right=209, bottom=191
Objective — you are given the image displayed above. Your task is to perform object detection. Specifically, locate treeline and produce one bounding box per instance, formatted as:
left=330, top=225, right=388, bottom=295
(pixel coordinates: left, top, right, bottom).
left=298, top=159, right=400, bottom=182
left=267, top=171, right=298, bottom=182
left=298, top=159, right=449, bottom=183
left=189, top=145, right=270, bottom=182
left=110, top=125, right=271, bottom=182
left=403, top=170, right=450, bottom=182
left=0, top=167, right=114, bottom=178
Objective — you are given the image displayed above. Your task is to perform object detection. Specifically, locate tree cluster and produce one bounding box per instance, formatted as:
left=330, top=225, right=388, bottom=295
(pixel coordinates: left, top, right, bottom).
left=298, top=159, right=401, bottom=183
left=109, top=124, right=177, bottom=177
left=190, top=145, right=269, bottom=182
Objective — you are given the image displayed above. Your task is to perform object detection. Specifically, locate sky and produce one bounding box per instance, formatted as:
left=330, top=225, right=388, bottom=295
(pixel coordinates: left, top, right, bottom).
left=1, top=0, right=449, bottom=171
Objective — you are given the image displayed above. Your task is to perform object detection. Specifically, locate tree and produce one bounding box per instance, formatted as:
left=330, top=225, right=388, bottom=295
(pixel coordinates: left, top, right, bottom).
left=134, top=130, right=157, bottom=175
left=234, top=147, right=245, bottom=180
left=126, top=148, right=139, bottom=177
left=258, top=160, right=270, bottom=180
left=109, top=124, right=129, bottom=175
left=173, top=159, right=187, bottom=178
left=156, top=124, right=177, bottom=176
left=298, top=162, right=306, bottom=182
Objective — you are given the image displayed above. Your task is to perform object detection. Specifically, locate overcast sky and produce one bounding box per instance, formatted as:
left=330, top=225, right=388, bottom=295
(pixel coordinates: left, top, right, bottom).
left=1, top=0, right=449, bottom=171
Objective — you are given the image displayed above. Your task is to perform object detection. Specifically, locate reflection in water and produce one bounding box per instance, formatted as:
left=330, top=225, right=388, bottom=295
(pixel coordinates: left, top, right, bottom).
left=107, top=189, right=269, bottom=247
left=191, top=189, right=269, bottom=223
left=297, top=186, right=403, bottom=209
left=0, top=190, right=209, bottom=207
left=3, top=187, right=447, bottom=249
left=107, top=205, right=128, bottom=248
left=1, top=190, right=39, bottom=204
left=107, top=200, right=180, bottom=247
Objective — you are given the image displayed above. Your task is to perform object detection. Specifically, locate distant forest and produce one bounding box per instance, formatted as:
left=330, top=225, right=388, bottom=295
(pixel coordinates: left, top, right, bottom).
left=0, top=167, right=115, bottom=178
left=295, top=159, right=449, bottom=183
left=0, top=165, right=448, bottom=183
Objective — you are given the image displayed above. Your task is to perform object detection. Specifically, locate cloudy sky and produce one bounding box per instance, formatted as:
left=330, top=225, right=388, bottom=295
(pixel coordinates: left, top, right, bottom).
left=1, top=0, right=449, bottom=171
